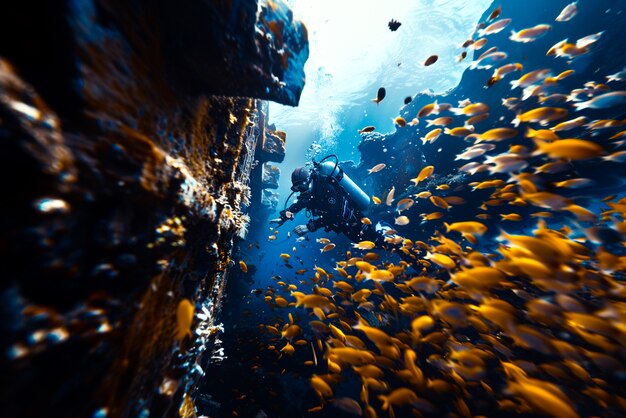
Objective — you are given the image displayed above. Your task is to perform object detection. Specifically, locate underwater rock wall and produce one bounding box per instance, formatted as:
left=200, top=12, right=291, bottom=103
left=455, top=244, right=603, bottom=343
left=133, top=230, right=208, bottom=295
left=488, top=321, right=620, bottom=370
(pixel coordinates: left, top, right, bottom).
left=0, top=1, right=307, bottom=417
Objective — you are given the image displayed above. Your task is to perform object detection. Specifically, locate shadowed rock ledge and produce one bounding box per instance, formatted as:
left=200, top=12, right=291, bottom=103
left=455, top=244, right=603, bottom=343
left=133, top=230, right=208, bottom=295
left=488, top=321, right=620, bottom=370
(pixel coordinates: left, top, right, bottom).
left=0, top=1, right=308, bottom=417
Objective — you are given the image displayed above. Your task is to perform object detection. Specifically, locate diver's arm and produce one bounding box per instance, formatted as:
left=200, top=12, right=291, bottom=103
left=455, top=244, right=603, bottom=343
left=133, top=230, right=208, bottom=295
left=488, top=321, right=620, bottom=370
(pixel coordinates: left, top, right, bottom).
left=306, top=216, right=329, bottom=232
left=293, top=215, right=334, bottom=237
left=270, top=193, right=310, bottom=227
left=284, top=193, right=310, bottom=215
left=294, top=217, right=327, bottom=237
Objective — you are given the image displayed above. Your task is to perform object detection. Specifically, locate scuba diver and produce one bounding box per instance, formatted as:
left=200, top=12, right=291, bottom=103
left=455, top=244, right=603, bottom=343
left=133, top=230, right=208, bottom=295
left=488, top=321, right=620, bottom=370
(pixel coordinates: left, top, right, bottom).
left=269, top=155, right=393, bottom=249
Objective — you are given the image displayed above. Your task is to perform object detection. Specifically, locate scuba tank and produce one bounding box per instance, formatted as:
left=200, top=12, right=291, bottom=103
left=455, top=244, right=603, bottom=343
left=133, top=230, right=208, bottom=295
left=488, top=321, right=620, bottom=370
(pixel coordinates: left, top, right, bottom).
left=315, top=156, right=371, bottom=212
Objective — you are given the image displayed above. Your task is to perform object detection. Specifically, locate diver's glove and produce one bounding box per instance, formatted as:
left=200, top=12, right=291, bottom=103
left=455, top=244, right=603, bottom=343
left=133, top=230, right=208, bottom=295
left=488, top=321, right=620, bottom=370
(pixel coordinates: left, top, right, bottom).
left=293, top=224, right=309, bottom=237
left=270, top=210, right=294, bottom=227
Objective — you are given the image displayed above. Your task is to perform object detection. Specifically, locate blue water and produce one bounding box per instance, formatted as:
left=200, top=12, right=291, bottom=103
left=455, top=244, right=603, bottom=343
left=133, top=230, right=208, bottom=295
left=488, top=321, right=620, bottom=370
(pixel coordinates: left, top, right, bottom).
left=257, top=0, right=626, bottom=293
left=203, top=1, right=626, bottom=416
left=258, top=0, right=493, bottom=289
left=270, top=0, right=491, bottom=201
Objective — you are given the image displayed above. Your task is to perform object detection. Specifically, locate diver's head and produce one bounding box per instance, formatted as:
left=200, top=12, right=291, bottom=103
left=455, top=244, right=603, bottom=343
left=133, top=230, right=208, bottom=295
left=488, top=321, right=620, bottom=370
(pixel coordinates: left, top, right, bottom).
left=291, top=166, right=310, bottom=192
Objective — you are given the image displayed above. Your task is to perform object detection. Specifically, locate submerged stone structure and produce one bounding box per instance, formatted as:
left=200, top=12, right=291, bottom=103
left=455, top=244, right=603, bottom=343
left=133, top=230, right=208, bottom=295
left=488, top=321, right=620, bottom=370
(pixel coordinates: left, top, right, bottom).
left=249, top=109, right=288, bottom=230
left=0, top=1, right=308, bottom=417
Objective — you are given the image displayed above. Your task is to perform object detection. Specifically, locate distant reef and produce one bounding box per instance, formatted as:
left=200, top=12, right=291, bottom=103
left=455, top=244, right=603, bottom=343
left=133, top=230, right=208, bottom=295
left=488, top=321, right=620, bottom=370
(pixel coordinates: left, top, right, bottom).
left=356, top=0, right=626, bottom=239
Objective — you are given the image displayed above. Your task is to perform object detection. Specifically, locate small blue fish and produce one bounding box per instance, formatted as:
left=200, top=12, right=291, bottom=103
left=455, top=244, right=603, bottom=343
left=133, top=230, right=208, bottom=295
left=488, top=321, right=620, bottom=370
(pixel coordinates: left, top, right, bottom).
left=574, top=91, right=626, bottom=111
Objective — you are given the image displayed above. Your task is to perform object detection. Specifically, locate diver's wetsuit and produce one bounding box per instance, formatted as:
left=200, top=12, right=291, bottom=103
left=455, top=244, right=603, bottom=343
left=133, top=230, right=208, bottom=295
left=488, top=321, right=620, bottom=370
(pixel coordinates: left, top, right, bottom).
left=281, top=172, right=386, bottom=246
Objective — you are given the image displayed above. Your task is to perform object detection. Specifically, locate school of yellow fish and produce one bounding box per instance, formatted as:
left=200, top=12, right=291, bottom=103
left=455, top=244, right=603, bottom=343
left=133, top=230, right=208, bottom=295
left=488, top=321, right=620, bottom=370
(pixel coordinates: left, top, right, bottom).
left=250, top=3, right=626, bottom=417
